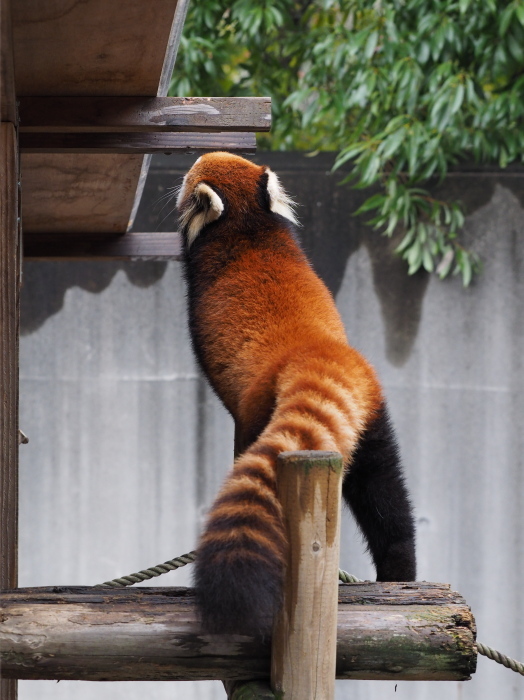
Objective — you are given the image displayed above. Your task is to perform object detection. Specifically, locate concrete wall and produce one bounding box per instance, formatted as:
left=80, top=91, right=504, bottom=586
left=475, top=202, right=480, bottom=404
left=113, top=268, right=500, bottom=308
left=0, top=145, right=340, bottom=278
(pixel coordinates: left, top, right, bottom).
left=18, top=153, right=524, bottom=700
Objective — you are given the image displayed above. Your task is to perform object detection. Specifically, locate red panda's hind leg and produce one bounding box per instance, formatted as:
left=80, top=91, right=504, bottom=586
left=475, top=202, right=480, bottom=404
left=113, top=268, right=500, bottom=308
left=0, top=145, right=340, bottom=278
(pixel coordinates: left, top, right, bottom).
left=343, top=402, right=416, bottom=581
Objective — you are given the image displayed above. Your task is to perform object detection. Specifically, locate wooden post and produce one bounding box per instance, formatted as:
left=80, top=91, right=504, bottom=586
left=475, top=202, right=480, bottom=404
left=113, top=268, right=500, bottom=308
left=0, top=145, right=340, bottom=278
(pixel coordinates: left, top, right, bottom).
left=271, top=451, right=343, bottom=700
left=0, top=123, right=20, bottom=700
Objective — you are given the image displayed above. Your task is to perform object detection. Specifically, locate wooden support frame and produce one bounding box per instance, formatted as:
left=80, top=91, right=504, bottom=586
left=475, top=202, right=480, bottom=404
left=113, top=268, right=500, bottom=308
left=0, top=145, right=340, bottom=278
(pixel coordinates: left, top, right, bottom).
left=20, top=131, right=257, bottom=155
left=23, top=231, right=183, bottom=261
left=0, top=583, right=477, bottom=682
left=18, top=96, right=271, bottom=133
left=0, top=124, right=20, bottom=700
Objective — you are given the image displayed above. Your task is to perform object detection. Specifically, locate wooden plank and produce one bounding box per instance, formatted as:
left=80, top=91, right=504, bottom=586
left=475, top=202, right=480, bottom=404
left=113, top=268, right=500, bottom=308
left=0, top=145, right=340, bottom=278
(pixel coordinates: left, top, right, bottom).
left=12, top=0, right=184, bottom=96
left=0, top=123, right=20, bottom=700
left=24, top=231, right=183, bottom=261
left=18, top=97, right=271, bottom=133
left=129, top=0, right=190, bottom=232
left=0, top=584, right=477, bottom=682
left=157, top=0, right=190, bottom=95
left=271, top=451, right=343, bottom=700
left=21, top=153, right=144, bottom=234
left=20, top=132, right=257, bottom=155
left=0, top=0, right=17, bottom=122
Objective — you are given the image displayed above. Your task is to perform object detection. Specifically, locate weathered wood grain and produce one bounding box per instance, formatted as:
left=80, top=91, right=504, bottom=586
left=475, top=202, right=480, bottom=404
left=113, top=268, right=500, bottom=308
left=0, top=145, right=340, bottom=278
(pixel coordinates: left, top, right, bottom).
left=21, top=154, right=145, bottom=234
left=271, top=451, right=343, bottom=699
left=20, top=132, right=257, bottom=155
left=0, top=0, right=17, bottom=122
left=24, top=231, right=183, bottom=261
left=158, top=0, right=190, bottom=96
left=12, top=0, right=184, bottom=96
left=19, top=97, right=271, bottom=133
left=0, top=584, right=477, bottom=682
left=0, top=123, right=20, bottom=700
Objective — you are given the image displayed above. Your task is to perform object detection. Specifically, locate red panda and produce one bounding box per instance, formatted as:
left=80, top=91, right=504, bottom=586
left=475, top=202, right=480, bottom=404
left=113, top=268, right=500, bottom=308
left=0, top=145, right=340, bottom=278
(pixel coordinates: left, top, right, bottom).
left=176, top=152, right=416, bottom=635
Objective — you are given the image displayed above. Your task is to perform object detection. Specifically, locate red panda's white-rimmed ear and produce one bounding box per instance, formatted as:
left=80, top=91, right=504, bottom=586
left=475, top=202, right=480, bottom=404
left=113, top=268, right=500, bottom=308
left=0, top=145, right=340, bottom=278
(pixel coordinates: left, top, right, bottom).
left=265, top=168, right=299, bottom=225
left=178, top=182, right=224, bottom=246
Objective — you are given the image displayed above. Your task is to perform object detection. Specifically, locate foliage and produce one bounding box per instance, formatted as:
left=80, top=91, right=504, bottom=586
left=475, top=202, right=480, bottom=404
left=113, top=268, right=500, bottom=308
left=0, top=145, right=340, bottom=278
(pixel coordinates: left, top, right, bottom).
left=170, top=0, right=524, bottom=284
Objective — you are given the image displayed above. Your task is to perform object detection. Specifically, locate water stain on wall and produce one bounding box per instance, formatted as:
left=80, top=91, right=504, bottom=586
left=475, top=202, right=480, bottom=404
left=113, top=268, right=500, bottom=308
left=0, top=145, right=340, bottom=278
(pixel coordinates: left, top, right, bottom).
left=21, top=261, right=167, bottom=335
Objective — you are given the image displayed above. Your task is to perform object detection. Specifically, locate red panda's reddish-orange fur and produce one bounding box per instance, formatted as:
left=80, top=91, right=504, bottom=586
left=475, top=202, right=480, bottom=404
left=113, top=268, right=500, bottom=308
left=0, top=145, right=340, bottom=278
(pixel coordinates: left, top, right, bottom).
left=177, top=152, right=416, bottom=635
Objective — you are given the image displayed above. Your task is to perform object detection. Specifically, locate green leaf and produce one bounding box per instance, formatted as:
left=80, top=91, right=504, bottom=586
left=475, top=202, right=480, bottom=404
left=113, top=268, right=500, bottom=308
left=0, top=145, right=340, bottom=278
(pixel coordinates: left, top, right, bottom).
left=507, top=32, right=524, bottom=63
left=379, top=128, right=405, bottom=158
left=355, top=193, right=386, bottom=215
left=499, top=6, right=514, bottom=37
left=451, top=84, right=465, bottom=115
left=364, top=30, right=379, bottom=59
left=422, top=246, right=434, bottom=273
left=359, top=153, right=381, bottom=186
left=385, top=211, right=399, bottom=235
left=461, top=254, right=473, bottom=286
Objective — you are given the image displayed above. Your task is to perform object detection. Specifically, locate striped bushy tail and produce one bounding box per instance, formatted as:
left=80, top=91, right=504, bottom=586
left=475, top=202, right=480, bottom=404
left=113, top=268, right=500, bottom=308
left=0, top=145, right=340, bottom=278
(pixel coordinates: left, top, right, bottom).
left=194, top=442, right=286, bottom=635
left=194, top=356, right=367, bottom=635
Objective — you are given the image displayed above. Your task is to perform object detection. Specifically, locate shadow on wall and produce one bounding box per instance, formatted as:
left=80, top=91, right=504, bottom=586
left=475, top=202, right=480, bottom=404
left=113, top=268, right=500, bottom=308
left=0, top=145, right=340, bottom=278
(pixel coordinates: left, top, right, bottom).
left=21, top=152, right=511, bottom=365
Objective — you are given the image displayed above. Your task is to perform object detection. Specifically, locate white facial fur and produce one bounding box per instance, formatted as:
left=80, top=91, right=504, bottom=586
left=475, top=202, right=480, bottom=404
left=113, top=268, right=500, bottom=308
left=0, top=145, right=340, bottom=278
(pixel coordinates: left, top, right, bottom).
left=265, top=168, right=299, bottom=225
left=177, top=181, right=224, bottom=247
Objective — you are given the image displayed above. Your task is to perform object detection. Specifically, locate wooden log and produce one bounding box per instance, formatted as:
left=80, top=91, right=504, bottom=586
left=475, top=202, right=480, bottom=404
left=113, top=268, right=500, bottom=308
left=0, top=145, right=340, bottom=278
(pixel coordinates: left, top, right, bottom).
left=18, top=97, right=272, bottom=133
left=23, top=231, right=183, bottom=261
left=0, top=123, right=20, bottom=700
left=19, top=132, right=257, bottom=155
left=0, top=584, right=477, bottom=682
left=271, top=451, right=343, bottom=699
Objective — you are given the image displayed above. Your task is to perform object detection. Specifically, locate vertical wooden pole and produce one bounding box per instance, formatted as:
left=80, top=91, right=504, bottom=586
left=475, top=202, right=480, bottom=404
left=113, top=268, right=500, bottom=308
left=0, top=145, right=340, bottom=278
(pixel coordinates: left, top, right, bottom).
left=271, top=450, right=343, bottom=700
left=0, top=122, right=20, bottom=700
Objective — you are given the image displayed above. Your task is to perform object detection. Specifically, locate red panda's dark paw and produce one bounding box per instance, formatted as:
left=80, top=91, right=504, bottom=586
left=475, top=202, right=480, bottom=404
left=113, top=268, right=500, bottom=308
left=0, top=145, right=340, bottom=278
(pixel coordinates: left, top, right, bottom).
left=375, top=539, right=417, bottom=582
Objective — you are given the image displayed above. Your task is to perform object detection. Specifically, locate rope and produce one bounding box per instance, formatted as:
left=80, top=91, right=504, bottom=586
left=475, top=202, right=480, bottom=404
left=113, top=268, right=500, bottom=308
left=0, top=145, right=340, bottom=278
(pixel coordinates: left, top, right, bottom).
left=476, top=642, right=524, bottom=676
left=95, top=551, right=197, bottom=588
left=338, top=569, right=363, bottom=583
left=96, top=552, right=524, bottom=679
left=97, top=553, right=361, bottom=588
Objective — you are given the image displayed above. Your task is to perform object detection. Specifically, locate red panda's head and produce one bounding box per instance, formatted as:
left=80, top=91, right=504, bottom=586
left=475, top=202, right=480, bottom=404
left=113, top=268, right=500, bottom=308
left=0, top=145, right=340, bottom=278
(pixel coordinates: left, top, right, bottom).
left=176, top=152, right=298, bottom=247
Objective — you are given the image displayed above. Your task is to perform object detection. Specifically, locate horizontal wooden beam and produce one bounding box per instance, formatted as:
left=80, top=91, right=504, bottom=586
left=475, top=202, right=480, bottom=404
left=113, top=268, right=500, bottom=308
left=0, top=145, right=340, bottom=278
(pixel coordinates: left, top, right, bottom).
left=0, top=583, right=477, bottom=682
left=18, top=97, right=271, bottom=133
left=24, top=232, right=182, bottom=261
left=19, top=131, right=257, bottom=155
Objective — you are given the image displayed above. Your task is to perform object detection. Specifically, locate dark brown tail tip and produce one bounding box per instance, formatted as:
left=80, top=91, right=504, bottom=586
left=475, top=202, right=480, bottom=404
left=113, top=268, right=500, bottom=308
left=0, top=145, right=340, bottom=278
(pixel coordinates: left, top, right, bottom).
left=194, top=551, right=283, bottom=636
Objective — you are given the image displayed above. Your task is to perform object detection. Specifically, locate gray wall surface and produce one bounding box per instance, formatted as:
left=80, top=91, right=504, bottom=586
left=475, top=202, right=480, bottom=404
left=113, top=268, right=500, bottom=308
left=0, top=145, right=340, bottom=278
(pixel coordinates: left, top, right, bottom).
left=17, top=153, right=524, bottom=699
